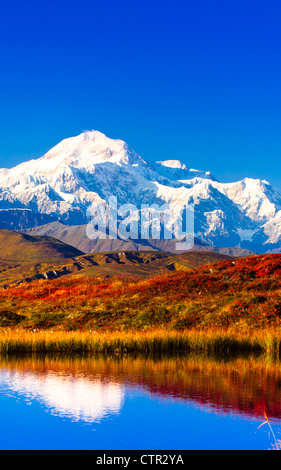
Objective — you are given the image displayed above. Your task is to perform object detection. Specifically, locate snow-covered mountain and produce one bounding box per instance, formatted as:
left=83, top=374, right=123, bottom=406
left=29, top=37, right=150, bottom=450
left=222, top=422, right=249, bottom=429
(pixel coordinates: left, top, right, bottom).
left=1, top=129, right=281, bottom=253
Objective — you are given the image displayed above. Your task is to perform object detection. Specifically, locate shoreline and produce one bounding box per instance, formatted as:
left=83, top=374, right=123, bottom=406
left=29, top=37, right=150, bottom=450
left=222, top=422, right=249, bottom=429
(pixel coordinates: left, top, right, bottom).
left=0, top=327, right=280, bottom=356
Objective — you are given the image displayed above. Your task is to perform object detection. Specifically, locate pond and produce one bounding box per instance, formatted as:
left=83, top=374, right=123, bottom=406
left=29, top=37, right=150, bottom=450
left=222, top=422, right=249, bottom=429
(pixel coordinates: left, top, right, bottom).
left=0, top=353, right=280, bottom=450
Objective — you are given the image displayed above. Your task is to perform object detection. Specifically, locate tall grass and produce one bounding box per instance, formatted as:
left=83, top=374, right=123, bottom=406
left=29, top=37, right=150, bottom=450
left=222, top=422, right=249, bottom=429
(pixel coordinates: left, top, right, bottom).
left=0, top=327, right=281, bottom=356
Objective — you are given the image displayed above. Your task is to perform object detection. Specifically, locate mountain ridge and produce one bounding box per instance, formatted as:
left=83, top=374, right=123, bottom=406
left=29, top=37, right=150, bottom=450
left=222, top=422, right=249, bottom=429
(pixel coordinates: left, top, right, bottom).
left=0, top=129, right=280, bottom=253
left=0, top=228, right=83, bottom=262
left=0, top=228, right=236, bottom=287
left=23, top=220, right=255, bottom=257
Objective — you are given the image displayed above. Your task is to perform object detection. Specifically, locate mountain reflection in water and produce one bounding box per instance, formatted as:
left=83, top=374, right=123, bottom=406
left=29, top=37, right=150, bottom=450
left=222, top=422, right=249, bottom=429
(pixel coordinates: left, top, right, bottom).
left=0, top=367, right=124, bottom=423
left=0, top=354, right=281, bottom=424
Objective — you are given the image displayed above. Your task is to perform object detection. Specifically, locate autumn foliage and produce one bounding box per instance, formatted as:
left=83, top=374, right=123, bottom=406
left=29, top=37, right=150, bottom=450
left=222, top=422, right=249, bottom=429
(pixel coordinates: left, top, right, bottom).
left=0, top=253, right=281, bottom=331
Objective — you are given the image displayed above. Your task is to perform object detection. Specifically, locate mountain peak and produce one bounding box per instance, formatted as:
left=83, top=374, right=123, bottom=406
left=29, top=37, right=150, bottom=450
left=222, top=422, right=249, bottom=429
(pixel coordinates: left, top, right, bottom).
left=0, top=129, right=281, bottom=253
left=34, top=129, right=144, bottom=170
left=157, top=160, right=188, bottom=170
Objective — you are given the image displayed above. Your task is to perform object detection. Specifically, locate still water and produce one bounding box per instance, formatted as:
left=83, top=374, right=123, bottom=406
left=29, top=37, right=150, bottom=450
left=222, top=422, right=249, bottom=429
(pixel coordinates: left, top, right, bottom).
left=0, top=353, right=280, bottom=450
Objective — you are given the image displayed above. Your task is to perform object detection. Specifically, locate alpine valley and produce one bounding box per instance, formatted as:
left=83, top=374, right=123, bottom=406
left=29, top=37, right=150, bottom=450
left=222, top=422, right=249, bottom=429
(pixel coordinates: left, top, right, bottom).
left=1, top=129, right=281, bottom=254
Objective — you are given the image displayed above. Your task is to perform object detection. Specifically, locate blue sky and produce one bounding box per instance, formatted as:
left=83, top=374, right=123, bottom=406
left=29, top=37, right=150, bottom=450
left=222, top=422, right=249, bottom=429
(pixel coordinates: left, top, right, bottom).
left=0, top=0, right=280, bottom=189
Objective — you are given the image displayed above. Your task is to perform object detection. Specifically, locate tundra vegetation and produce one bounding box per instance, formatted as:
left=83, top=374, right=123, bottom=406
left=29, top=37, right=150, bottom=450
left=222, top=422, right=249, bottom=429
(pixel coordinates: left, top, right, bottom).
left=0, top=253, right=281, bottom=355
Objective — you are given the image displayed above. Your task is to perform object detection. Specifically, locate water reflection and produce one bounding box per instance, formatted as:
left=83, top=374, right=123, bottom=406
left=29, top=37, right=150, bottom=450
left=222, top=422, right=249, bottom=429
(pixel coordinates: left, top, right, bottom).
left=0, top=353, right=281, bottom=424
left=0, top=366, right=124, bottom=423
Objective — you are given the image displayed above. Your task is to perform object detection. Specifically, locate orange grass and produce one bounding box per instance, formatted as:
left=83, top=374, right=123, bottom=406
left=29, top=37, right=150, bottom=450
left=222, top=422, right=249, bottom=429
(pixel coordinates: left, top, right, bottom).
left=0, top=327, right=281, bottom=355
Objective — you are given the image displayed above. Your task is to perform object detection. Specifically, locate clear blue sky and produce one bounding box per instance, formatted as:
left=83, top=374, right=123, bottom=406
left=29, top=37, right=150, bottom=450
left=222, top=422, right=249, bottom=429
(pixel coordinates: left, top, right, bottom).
left=0, top=0, right=280, bottom=189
